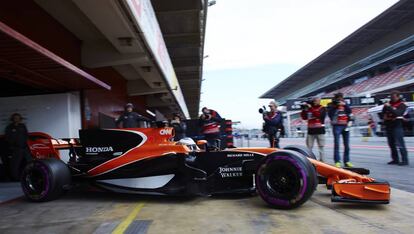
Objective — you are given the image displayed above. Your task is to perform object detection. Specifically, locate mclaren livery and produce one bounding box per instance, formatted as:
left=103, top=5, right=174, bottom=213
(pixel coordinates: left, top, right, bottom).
left=20, top=127, right=390, bottom=209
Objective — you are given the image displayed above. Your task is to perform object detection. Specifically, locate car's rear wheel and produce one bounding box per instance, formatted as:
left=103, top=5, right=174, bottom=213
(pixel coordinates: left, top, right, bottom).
left=255, top=150, right=317, bottom=209
left=21, top=159, right=71, bottom=202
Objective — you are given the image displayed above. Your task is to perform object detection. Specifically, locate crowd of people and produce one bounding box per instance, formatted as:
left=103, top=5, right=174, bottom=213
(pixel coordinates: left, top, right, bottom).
left=263, top=90, right=409, bottom=167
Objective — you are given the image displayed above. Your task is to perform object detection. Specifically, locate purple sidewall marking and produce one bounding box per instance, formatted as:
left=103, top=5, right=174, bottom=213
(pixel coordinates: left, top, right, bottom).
left=22, top=162, right=50, bottom=200
left=256, top=155, right=308, bottom=207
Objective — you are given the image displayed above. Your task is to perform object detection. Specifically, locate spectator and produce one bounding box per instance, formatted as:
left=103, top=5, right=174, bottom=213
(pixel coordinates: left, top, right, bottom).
left=116, top=103, right=150, bottom=128
left=170, top=113, right=186, bottom=141
left=263, top=101, right=284, bottom=148
left=328, top=93, right=353, bottom=168
left=382, top=90, right=409, bottom=166
left=301, top=97, right=326, bottom=162
left=368, top=117, right=376, bottom=137
left=5, top=113, right=31, bottom=181
left=199, top=107, right=222, bottom=147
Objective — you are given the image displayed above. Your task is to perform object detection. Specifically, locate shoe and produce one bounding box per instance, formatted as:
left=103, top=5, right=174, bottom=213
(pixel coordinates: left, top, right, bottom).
left=345, top=162, right=354, bottom=168
left=398, top=162, right=409, bottom=166
left=387, top=161, right=398, bottom=165
left=335, top=162, right=341, bottom=168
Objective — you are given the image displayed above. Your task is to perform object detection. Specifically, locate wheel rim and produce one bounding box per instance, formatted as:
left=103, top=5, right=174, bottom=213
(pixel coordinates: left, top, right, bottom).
left=263, top=160, right=302, bottom=200
left=22, top=163, right=49, bottom=199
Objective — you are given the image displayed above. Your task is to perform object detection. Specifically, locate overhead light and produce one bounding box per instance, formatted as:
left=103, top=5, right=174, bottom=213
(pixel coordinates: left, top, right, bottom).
left=208, top=0, right=216, bottom=7
left=146, top=109, right=155, bottom=117
left=142, top=66, right=152, bottom=72
left=118, top=37, right=133, bottom=46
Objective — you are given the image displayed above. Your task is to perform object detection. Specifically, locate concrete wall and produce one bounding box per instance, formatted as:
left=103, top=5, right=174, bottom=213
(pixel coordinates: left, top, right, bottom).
left=0, top=92, right=81, bottom=138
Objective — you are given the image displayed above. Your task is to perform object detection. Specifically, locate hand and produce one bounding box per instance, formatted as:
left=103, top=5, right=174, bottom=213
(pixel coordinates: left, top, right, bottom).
left=384, top=102, right=390, bottom=107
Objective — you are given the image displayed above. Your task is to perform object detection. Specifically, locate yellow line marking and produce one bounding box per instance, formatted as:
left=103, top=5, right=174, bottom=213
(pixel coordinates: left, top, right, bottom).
left=112, top=202, right=145, bottom=234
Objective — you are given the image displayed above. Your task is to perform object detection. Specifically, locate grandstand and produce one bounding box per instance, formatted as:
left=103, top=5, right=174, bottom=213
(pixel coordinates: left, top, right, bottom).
left=261, top=0, right=414, bottom=137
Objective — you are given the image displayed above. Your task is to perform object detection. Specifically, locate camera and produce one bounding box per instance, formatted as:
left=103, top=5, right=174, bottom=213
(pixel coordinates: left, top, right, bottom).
left=258, top=105, right=268, bottom=115
left=300, top=99, right=312, bottom=110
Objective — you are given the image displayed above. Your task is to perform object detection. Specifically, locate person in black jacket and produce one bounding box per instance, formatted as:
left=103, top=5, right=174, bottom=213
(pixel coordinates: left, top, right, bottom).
left=116, top=103, right=150, bottom=128
left=5, top=113, right=32, bottom=181
left=170, top=113, right=186, bottom=141
left=263, top=101, right=284, bottom=148
left=382, top=90, right=409, bottom=166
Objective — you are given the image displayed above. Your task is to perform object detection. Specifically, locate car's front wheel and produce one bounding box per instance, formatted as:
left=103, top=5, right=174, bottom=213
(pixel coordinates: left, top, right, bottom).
left=255, top=150, right=317, bottom=209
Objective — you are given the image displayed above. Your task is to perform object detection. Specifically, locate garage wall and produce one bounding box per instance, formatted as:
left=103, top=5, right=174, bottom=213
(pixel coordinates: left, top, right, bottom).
left=0, top=92, right=81, bottom=138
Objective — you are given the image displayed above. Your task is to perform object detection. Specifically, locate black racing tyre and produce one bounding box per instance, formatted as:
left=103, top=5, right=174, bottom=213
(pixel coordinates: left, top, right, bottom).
left=284, top=145, right=317, bottom=160
left=21, top=159, right=71, bottom=202
left=255, top=150, right=317, bottom=209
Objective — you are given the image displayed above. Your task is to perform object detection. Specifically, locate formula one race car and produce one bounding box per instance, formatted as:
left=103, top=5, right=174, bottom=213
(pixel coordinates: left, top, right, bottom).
left=20, top=127, right=390, bottom=209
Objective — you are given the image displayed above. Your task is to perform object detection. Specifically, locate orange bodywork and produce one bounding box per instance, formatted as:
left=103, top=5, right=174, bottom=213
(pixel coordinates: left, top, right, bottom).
left=310, top=158, right=390, bottom=202
left=25, top=128, right=390, bottom=202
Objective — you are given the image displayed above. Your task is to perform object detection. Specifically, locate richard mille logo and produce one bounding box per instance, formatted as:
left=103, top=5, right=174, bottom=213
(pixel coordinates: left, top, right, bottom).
left=85, top=146, right=114, bottom=154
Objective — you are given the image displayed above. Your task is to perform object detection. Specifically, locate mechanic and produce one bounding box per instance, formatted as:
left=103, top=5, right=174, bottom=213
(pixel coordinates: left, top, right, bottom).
left=199, top=107, right=222, bottom=147
left=301, top=97, right=326, bottom=162
left=170, top=113, right=186, bottom=141
left=263, top=101, right=284, bottom=148
left=328, top=93, right=353, bottom=168
left=382, top=90, right=409, bottom=166
left=5, top=113, right=32, bottom=181
left=116, top=103, right=150, bottom=128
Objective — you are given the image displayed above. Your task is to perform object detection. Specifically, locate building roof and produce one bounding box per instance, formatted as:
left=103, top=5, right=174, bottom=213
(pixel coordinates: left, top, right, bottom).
left=152, top=0, right=207, bottom=118
left=261, top=0, right=414, bottom=100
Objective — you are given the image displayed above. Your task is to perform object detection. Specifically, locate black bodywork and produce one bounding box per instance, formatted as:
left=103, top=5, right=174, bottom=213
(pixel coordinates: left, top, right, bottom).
left=67, top=129, right=264, bottom=196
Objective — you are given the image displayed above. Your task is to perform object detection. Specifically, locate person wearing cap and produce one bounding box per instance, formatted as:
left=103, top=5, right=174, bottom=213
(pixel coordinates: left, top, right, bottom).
left=263, top=101, right=284, bottom=148
left=116, top=103, right=150, bottom=128
left=5, top=113, right=32, bottom=181
left=170, top=113, right=186, bottom=141
left=327, top=93, right=353, bottom=168
left=382, top=90, right=409, bottom=166
left=301, top=97, right=326, bottom=162
left=199, top=107, right=222, bottom=147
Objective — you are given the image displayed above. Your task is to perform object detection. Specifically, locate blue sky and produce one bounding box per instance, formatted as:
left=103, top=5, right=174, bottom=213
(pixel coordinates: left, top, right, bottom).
left=201, top=0, right=399, bottom=129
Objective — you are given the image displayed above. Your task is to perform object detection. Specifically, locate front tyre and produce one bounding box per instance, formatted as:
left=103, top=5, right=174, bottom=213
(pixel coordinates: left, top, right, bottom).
left=255, top=151, right=317, bottom=209
left=21, top=159, right=71, bottom=202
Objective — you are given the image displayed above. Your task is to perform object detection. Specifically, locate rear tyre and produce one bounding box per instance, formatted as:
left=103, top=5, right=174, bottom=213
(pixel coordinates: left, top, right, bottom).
left=255, top=150, right=317, bottom=209
left=284, top=145, right=317, bottom=160
left=21, top=159, right=71, bottom=202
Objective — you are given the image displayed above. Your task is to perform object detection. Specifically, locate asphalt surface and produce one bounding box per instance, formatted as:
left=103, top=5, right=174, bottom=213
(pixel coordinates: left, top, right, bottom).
left=235, top=136, right=414, bottom=193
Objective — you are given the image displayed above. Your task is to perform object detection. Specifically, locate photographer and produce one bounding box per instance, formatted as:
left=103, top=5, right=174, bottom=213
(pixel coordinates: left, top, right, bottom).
left=199, top=107, right=222, bottom=147
left=382, top=90, right=408, bottom=166
left=301, top=97, right=326, bottom=162
left=262, top=101, right=284, bottom=148
left=328, top=93, right=353, bottom=168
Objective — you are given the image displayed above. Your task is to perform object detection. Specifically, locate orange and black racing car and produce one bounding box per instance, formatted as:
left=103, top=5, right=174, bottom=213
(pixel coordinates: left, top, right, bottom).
left=20, top=127, right=390, bottom=209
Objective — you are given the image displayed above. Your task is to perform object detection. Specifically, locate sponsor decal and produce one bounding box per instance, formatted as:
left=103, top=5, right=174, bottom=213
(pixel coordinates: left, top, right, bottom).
left=85, top=146, right=114, bottom=154
left=159, top=128, right=173, bottom=135
left=31, top=144, right=50, bottom=149
left=227, top=153, right=254, bottom=158
left=219, top=167, right=243, bottom=178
